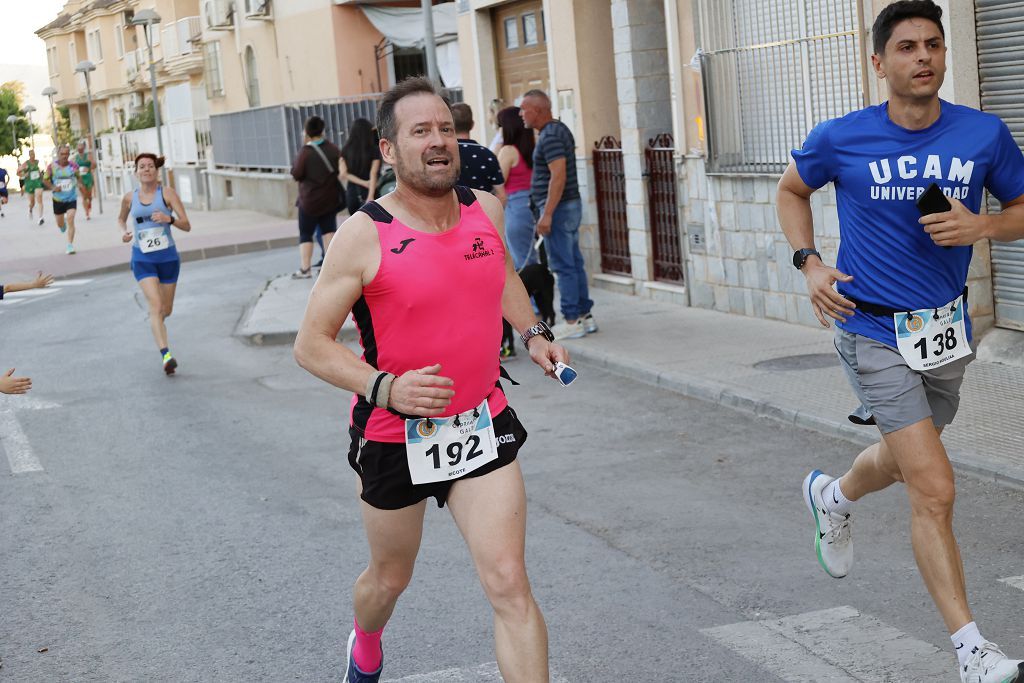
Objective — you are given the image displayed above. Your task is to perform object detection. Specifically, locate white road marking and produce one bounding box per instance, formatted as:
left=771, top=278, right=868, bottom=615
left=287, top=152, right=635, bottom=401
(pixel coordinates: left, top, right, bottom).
left=0, top=395, right=60, bottom=474
left=386, top=662, right=569, bottom=682
left=53, top=278, right=93, bottom=286
left=999, top=576, right=1024, bottom=592
left=701, top=605, right=954, bottom=682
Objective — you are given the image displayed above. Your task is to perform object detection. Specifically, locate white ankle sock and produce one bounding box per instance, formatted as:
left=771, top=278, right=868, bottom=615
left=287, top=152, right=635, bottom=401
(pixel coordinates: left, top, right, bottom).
left=823, top=478, right=852, bottom=516
left=951, top=621, right=985, bottom=669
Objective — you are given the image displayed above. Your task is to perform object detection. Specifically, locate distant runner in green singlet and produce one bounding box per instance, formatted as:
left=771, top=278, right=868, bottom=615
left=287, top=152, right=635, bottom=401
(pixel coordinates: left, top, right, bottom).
left=75, top=139, right=95, bottom=220
left=19, top=150, right=45, bottom=225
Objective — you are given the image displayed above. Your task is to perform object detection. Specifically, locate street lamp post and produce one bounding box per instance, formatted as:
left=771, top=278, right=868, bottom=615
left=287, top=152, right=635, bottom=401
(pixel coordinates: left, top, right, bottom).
left=22, top=105, right=36, bottom=150
left=42, top=86, right=58, bottom=148
left=75, top=60, right=103, bottom=215
left=6, top=114, right=18, bottom=153
left=421, top=0, right=441, bottom=88
left=130, top=9, right=165, bottom=184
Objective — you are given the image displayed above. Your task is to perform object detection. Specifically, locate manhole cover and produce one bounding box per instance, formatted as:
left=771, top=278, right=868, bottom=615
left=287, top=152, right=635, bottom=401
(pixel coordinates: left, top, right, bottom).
left=753, top=353, right=837, bottom=371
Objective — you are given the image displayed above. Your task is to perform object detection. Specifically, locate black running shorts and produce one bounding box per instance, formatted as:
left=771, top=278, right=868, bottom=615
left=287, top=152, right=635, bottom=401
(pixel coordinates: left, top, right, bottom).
left=53, top=199, right=77, bottom=215
left=348, top=406, right=527, bottom=510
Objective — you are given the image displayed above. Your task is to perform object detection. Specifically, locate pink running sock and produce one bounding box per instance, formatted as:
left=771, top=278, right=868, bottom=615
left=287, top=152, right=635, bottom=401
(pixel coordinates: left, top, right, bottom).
left=352, top=618, right=384, bottom=672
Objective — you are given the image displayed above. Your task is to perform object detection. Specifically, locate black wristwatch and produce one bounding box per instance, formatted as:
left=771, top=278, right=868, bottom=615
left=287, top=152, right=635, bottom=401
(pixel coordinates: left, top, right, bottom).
left=520, top=321, right=554, bottom=347
left=792, top=248, right=821, bottom=270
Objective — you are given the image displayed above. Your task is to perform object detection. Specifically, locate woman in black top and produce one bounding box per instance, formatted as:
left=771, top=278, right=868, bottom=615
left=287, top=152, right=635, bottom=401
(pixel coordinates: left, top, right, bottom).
left=339, top=118, right=381, bottom=215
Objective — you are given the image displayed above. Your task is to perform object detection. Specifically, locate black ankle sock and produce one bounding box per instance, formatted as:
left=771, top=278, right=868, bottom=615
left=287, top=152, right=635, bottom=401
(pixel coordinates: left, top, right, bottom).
left=160, top=347, right=169, bottom=357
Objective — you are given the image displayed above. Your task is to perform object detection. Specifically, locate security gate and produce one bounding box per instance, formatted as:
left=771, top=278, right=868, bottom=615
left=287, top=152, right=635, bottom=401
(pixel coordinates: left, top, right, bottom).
left=593, top=136, right=632, bottom=276
left=645, top=134, right=683, bottom=283
left=977, top=0, right=1024, bottom=330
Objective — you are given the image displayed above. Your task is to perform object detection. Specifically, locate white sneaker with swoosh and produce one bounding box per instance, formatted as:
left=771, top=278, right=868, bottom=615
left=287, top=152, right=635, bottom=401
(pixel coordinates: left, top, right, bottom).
left=802, top=470, right=853, bottom=578
left=961, top=642, right=1024, bottom=683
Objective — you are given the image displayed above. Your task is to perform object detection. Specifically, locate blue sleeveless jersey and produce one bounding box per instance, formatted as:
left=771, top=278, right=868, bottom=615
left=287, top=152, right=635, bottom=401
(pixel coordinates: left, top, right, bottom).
left=130, top=187, right=179, bottom=264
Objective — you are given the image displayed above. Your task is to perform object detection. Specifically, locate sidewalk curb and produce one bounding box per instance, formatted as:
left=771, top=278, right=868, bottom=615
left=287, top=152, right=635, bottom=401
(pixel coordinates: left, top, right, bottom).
left=233, top=276, right=359, bottom=347
left=564, top=342, right=1024, bottom=492
left=53, top=237, right=296, bottom=280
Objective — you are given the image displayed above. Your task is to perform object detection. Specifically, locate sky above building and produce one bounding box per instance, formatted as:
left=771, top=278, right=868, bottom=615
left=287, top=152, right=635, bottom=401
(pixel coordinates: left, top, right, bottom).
left=0, top=0, right=67, bottom=67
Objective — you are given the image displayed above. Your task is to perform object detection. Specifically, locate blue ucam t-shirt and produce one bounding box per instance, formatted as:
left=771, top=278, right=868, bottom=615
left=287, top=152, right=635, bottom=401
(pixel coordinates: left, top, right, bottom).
left=792, top=100, right=1024, bottom=348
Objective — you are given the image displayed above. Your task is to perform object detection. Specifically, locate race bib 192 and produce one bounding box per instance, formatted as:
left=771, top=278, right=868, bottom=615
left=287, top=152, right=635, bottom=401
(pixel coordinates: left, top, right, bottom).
left=404, top=399, right=498, bottom=485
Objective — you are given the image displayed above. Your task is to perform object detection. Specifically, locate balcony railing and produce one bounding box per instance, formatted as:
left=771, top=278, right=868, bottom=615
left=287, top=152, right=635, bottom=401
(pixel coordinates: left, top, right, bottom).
left=162, top=17, right=202, bottom=59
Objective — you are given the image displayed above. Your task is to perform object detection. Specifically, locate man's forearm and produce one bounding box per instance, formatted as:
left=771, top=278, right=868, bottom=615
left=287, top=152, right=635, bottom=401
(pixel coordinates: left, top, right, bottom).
left=777, top=188, right=817, bottom=250
left=543, top=174, right=566, bottom=217
left=294, top=332, right=379, bottom=396
left=501, top=273, right=539, bottom=334
left=985, top=203, right=1024, bottom=242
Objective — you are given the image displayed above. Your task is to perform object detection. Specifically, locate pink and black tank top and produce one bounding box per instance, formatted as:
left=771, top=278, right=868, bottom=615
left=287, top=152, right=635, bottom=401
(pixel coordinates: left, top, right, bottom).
left=351, top=186, right=509, bottom=443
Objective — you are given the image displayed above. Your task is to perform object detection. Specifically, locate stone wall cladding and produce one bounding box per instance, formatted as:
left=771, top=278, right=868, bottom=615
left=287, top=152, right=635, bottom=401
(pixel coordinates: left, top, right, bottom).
left=678, top=157, right=995, bottom=331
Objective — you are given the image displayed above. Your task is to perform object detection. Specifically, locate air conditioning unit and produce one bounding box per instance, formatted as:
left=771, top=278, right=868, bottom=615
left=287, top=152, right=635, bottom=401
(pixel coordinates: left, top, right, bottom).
left=204, top=0, right=235, bottom=30
left=244, top=0, right=271, bottom=19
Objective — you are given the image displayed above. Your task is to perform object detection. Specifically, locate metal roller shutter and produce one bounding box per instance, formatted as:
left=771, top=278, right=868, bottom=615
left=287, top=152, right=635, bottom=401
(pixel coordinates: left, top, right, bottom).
left=977, top=0, right=1024, bottom=330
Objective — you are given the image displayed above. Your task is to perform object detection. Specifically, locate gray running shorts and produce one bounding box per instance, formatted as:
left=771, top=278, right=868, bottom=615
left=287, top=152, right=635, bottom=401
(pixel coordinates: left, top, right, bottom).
left=834, top=329, right=973, bottom=434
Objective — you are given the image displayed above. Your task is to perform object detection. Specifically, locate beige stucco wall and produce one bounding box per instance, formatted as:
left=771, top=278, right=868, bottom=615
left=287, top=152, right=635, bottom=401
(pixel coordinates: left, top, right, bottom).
left=331, top=6, right=389, bottom=95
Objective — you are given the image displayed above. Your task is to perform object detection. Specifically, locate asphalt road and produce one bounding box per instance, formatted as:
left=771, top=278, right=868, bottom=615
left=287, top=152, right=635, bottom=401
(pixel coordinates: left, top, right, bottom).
left=2, top=249, right=1022, bottom=682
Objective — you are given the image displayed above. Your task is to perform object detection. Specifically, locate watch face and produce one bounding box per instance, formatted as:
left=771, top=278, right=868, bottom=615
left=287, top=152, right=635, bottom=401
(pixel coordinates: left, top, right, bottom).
left=793, top=250, right=804, bottom=269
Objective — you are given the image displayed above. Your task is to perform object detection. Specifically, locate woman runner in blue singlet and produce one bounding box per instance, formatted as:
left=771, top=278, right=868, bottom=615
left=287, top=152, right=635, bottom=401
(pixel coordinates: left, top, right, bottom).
left=117, top=153, right=192, bottom=375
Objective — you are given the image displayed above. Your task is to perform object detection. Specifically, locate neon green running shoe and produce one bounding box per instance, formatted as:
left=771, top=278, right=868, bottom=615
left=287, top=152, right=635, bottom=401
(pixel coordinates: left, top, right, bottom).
left=162, top=352, right=177, bottom=376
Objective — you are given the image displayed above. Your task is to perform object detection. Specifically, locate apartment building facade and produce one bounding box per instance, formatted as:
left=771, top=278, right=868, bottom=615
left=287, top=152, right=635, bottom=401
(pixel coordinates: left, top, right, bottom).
left=37, top=0, right=211, bottom=207
left=458, top=0, right=1024, bottom=355
left=199, top=0, right=461, bottom=215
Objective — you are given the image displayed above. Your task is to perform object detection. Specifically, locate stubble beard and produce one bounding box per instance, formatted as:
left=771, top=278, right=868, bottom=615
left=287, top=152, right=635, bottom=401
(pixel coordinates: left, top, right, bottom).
left=393, top=150, right=459, bottom=198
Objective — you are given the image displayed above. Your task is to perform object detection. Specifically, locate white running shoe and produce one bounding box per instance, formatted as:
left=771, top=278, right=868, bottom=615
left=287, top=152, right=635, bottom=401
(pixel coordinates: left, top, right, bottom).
left=552, top=319, right=586, bottom=340
left=802, top=470, right=853, bottom=578
left=291, top=268, right=312, bottom=279
left=961, top=642, right=1024, bottom=683
left=582, top=313, right=598, bottom=334
left=38, top=217, right=44, bottom=225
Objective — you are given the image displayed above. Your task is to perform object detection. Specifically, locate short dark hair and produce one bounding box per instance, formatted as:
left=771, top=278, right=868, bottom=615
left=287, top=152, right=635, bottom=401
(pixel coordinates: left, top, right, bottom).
left=451, top=103, right=473, bottom=133
left=305, top=116, right=325, bottom=138
left=872, top=0, right=944, bottom=55
left=376, top=76, right=446, bottom=142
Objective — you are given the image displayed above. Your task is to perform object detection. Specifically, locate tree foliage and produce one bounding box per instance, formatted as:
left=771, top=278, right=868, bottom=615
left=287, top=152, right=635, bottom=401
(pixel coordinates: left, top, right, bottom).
left=0, top=84, right=32, bottom=158
left=125, top=101, right=156, bottom=131
left=55, top=105, right=74, bottom=146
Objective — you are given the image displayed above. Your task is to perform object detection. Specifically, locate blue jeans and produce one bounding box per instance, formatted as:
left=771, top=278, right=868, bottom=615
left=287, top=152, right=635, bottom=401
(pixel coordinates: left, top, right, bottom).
left=540, top=198, right=592, bottom=321
left=505, top=190, right=537, bottom=270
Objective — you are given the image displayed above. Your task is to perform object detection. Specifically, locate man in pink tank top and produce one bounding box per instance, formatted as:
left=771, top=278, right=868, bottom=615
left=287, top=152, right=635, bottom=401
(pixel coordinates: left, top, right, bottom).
left=294, top=77, right=568, bottom=683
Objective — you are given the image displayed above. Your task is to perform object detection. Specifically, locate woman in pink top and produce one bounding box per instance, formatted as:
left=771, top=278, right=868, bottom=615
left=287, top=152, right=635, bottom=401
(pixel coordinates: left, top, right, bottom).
left=496, top=106, right=537, bottom=270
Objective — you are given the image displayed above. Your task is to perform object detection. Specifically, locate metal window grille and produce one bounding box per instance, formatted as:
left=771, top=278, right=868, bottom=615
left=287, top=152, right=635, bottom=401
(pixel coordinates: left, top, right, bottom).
left=697, top=0, right=867, bottom=174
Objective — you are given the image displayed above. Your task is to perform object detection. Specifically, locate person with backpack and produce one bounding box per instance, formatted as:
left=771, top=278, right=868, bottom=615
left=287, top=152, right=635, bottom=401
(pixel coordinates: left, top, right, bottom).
left=290, top=116, right=342, bottom=279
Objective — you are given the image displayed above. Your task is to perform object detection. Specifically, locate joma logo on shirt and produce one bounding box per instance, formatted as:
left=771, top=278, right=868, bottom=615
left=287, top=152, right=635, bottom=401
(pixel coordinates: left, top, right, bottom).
left=868, top=155, right=975, bottom=185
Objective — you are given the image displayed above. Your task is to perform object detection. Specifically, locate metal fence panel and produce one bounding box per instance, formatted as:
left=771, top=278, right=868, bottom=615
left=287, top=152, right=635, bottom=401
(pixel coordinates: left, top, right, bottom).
left=593, top=136, right=632, bottom=276
left=209, top=89, right=462, bottom=171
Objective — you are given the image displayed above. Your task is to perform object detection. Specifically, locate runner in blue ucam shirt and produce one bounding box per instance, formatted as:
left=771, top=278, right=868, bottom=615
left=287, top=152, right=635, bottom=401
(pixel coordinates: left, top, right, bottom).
left=777, top=3, right=1024, bottom=682
left=791, top=100, right=1024, bottom=348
